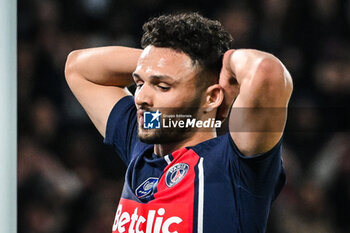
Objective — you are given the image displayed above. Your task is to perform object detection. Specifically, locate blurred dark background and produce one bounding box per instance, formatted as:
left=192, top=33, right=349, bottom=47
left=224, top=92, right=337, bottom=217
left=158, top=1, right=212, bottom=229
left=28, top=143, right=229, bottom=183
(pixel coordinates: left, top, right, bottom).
left=18, top=0, right=349, bottom=232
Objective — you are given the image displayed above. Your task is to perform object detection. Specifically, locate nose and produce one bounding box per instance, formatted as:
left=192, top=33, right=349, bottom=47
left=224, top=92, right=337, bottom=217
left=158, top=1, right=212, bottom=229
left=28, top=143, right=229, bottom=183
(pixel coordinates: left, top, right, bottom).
left=135, top=83, right=153, bottom=107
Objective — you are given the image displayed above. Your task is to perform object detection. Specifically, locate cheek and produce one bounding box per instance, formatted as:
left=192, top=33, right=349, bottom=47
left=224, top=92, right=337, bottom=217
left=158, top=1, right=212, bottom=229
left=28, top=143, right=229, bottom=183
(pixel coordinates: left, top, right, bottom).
left=156, top=93, right=180, bottom=107
left=134, top=87, right=140, bottom=98
left=163, top=91, right=200, bottom=108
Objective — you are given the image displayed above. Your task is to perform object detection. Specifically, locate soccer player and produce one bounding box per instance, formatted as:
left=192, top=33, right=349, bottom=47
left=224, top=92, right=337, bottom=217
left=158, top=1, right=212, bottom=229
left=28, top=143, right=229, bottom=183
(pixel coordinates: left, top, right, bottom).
left=65, top=13, right=292, bottom=233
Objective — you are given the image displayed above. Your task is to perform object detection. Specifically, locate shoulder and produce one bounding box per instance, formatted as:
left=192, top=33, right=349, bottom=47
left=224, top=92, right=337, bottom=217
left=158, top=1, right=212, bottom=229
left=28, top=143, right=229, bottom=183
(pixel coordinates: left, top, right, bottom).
left=191, top=132, right=283, bottom=164
left=190, top=133, right=236, bottom=163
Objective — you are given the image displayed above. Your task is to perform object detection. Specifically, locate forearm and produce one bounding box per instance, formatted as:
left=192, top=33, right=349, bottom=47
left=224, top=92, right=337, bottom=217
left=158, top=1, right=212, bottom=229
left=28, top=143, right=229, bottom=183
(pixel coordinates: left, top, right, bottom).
left=226, top=49, right=292, bottom=107
left=65, top=46, right=142, bottom=87
left=227, top=49, right=284, bottom=86
left=222, top=49, right=293, bottom=155
left=218, top=49, right=292, bottom=119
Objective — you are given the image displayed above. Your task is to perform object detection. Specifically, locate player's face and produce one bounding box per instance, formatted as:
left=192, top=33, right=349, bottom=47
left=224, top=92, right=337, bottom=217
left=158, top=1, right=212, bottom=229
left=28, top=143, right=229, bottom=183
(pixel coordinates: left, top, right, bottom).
left=133, top=46, right=204, bottom=144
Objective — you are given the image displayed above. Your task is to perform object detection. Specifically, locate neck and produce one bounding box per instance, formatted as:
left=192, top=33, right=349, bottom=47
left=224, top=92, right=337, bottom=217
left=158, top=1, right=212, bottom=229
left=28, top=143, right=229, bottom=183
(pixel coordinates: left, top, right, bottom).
left=154, top=130, right=216, bottom=157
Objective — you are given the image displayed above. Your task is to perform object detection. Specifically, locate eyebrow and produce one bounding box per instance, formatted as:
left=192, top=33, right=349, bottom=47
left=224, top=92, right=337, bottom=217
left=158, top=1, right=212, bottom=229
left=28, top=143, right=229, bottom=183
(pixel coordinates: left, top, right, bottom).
left=132, top=72, right=175, bottom=83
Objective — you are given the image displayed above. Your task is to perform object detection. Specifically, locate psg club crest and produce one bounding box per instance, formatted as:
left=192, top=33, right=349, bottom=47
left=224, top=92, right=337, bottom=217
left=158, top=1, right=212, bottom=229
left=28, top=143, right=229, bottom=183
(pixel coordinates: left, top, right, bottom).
left=135, top=177, right=159, bottom=198
left=165, top=163, right=189, bottom=187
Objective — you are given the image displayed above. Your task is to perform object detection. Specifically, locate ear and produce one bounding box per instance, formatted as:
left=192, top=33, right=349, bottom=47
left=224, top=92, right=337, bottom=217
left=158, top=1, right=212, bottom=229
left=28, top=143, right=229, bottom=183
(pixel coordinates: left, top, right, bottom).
left=203, top=84, right=224, bottom=112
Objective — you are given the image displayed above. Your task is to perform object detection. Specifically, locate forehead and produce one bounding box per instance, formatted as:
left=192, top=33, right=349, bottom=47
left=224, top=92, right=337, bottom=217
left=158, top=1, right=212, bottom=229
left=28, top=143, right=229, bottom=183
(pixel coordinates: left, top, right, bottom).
left=135, top=46, right=199, bottom=79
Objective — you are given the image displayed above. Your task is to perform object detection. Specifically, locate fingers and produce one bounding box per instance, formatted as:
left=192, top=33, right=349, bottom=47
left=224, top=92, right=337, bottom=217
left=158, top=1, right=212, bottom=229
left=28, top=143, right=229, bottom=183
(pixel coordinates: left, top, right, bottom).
left=216, top=49, right=238, bottom=120
left=216, top=91, right=235, bottom=120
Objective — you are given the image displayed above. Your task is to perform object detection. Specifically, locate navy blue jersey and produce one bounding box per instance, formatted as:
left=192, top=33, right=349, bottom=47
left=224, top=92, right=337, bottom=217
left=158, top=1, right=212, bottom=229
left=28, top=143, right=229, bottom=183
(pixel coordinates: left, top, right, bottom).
left=104, top=96, right=286, bottom=233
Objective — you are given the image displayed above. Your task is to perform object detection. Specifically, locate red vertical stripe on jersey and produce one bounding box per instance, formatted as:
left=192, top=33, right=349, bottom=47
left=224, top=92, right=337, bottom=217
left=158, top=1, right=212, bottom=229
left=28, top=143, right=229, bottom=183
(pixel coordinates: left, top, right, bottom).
left=112, top=148, right=201, bottom=233
left=153, top=148, right=200, bottom=231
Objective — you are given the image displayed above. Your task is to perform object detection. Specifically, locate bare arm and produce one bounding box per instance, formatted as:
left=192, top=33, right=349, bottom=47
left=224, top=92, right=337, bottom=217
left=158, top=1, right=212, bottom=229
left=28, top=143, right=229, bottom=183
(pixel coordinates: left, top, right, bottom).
left=64, top=46, right=142, bottom=137
left=219, top=49, right=293, bottom=156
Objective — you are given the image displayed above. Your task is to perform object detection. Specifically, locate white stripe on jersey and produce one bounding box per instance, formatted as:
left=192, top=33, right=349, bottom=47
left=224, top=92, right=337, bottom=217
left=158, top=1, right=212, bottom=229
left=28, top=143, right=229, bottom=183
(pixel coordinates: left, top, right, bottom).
left=198, top=158, right=204, bottom=233
left=164, top=155, right=171, bottom=165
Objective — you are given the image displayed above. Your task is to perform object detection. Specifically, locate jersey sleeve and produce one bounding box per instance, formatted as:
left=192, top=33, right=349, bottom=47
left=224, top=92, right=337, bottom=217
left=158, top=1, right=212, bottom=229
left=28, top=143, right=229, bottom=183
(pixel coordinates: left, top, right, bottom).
left=104, top=96, right=138, bottom=165
left=227, top=133, right=286, bottom=200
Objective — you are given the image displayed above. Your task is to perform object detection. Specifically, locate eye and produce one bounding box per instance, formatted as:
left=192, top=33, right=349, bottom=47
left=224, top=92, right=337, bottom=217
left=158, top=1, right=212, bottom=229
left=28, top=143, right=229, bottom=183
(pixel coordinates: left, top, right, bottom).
left=136, top=82, right=144, bottom=89
left=157, top=85, right=170, bottom=91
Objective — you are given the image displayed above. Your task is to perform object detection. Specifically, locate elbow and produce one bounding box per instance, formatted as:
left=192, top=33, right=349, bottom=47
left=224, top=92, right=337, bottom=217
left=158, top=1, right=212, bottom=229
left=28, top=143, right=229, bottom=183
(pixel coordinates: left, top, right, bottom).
left=64, top=50, right=81, bottom=81
left=249, top=57, right=293, bottom=107
left=257, top=57, right=283, bottom=81
left=256, top=57, right=293, bottom=94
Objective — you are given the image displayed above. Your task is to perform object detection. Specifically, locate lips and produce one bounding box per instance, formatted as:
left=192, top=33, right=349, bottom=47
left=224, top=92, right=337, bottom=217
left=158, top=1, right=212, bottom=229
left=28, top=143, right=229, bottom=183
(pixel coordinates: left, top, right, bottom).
left=137, top=109, right=145, bottom=125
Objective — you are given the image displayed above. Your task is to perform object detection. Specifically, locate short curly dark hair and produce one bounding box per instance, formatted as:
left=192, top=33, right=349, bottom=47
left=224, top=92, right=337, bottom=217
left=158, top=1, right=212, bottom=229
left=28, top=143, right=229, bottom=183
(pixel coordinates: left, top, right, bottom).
left=141, top=12, right=233, bottom=79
